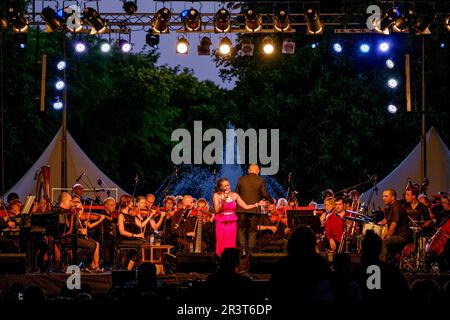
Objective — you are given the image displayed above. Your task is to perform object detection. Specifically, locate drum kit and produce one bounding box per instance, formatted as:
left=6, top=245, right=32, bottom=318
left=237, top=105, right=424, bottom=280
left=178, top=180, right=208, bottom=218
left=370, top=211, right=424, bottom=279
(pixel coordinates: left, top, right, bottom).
left=400, top=220, right=429, bottom=272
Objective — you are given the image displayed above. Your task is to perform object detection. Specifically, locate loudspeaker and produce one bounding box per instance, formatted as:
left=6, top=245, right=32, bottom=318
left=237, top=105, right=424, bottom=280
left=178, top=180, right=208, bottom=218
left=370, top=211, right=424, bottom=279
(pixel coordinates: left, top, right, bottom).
left=0, top=253, right=26, bottom=274
left=249, top=253, right=287, bottom=274
left=176, top=253, right=217, bottom=273
left=112, top=270, right=136, bottom=287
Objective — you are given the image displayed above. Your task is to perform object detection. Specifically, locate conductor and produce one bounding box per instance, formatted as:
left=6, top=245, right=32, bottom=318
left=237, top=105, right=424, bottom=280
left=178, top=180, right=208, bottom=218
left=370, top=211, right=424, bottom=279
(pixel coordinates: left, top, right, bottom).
left=235, top=164, right=273, bottom=254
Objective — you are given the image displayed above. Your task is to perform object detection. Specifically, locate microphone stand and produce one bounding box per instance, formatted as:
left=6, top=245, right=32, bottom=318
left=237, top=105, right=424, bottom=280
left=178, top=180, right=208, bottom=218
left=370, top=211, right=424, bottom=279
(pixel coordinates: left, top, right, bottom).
left=158, top=166, right=179, bottom=244
left=132, top=174, right=139, bottom=200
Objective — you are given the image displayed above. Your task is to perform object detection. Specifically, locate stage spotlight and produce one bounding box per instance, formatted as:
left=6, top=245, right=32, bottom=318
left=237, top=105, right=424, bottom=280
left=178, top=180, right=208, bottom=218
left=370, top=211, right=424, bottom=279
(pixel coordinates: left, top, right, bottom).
left=146, top=32, right=160, bottom=48
left=386, top=59, right=395, bottom=69
left=414, top=15, right=434, bottom=34
left=55, top=80, right=65, bottom=91
left=440, top=42, right=446, bottom=48
left=53, top=98, right=63, bottom=110
left=100, top=42, right=111, bottom=53
left=119, top=39, right=132, bottom=53
left=274, top=9, right=290, bottom=32
left=57, top=61, right=66, bottom=71
left=1, top=17, right=8, bottom=32
left=311, top=42, right=319, bottom=49
left=245, top=9, right=262, bottom=32
left=333, top=43, right=342, bottom=53
left=176, top=37, right=189, bottom=54
left=215, top=8, right=231, bottom=33
left=394, top=8, right=416, bottom=32
left=360, top=43, right=370, bottom=53
left=263, top=37, right=274, bottom=54
left=123, top=1, right=137, bottom=15
left=185, top=8, right=201, bottom=32
left=375, top=7, right=398, bottom=34
left=305, top=6, right=323, bottom=35
left=218, top=37, right=232, bottom=56
left=11, top=13, right=29, bottom=33
left=74, top=41, right=86, bottom=53
left=63, top=6, right=83, bottom=32
left=446, top=16, right=450, bottom=32
left=282, top=39, right=295, bottom=54
left=387, top=78, right=398, bottom=88
left=387, top=104, right=398, bottom=113
left=197, top=36, right=212, bottom=55
left=152, top=7, right=171, bottom=33
left=181, top=9, right=189, bottom=21
left=41, top=7, right=63, bottom=32
left=83, top=7, right=107, bottom=34
left=379, top=42, right=389, bottom=52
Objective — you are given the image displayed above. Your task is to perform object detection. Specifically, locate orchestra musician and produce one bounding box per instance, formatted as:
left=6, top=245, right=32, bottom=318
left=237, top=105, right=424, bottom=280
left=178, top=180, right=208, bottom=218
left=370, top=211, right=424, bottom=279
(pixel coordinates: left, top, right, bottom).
left=72, top=183, right=100, bottom=205
left=100, top=197, right=117, bottom=268
left=320, top=197, right=336, bottom=227
left=379, top=189, right=411, bottom=263
left=257, top=200, right=289, bottom=252
left=133, top=196, right=165, bottom=241
left=405, top=185, right=429, bottom=223
left=145, top=193, right=156, bottom=210
left=0, top=197, right=17, bottom=253
left=170, top=195, right=207, bottom=253
left=323, top=197, right=347, bottom=252
left=59, top=192, right=101, bottom=272
left=117, top=194, right=164, bottom=271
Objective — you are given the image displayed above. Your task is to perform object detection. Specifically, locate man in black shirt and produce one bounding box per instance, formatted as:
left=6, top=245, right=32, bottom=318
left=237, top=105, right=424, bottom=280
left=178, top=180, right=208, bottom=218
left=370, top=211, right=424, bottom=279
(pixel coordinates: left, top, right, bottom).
left=380, top=189, right=411, bottom=263
left=405, top=185, right=429, bottom=223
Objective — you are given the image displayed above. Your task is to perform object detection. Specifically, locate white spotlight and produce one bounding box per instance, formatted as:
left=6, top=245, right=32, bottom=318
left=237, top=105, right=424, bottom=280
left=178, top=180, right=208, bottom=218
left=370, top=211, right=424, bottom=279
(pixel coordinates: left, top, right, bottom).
left=379, top=42, right=389, bottom=52
left=55, top=80, right=65, bottom=91
left=74, top=42, right=86, bottom=53
left=387, top=79, right=398, bottom=88
left=100, top=42, right=111, bottom=53
left=333, top=43, right=342, bottom=53
left=386, top=59, right=395, bottom=69
left=360, top=43, right=370, bottom=53
left=387, top=104, right=398, bottom=113
left=57, top=61, right=66, bottom=71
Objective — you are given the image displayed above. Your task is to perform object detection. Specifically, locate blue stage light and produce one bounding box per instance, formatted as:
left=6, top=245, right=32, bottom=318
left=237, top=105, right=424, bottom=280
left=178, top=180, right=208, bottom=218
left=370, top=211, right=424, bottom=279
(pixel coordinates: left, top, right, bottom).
left=333, top=43, right=342, bottom=53
left=360, top=43, right=370, bottom=53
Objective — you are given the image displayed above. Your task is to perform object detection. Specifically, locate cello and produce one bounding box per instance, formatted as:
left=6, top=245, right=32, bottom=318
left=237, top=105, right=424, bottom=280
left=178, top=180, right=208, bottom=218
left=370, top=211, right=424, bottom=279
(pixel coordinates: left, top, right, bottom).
left=425, top=215, right=450, bottom=256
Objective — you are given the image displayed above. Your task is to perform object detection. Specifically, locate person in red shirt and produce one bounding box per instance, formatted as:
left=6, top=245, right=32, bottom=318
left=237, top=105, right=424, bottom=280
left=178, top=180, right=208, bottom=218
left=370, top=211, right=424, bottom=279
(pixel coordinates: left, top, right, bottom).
left=325, top=197, right=346, bottom=252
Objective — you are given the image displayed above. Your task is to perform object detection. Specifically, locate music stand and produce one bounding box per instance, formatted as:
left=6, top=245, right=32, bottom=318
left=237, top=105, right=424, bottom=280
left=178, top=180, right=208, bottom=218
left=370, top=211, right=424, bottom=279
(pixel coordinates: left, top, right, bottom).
left=21, top=195, right=36, bottom=214
left=287, top=209, right=321, bottom=235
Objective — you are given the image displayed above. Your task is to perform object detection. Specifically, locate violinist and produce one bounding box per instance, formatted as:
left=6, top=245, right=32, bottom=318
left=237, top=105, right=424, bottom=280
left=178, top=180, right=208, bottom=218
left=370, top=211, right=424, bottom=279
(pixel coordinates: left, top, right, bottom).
left=191, top=198, right=214, bottom=252
left=59, top=193, right=101, bottom=272
left=257, top=199, right=289, bottom=252
left=145, top=193, right=156, bottom=210
left=99, top=197, right=117, bottom=268
left=117, top=195, right=155, bottom=271
left=134, top=196, right=166, bottom=236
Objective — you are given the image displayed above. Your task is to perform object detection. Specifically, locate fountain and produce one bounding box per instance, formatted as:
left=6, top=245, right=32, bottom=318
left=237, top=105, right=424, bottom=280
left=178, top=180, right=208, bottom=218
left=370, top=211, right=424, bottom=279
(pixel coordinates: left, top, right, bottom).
left=155, top=123, right=285, bottom=204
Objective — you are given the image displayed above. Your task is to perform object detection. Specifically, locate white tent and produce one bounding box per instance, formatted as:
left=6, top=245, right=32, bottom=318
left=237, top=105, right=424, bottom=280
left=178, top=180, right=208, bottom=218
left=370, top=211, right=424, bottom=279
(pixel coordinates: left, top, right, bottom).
left=4, top=128, right=128, bottom=202
left=360, top=127, right=450, bottom=210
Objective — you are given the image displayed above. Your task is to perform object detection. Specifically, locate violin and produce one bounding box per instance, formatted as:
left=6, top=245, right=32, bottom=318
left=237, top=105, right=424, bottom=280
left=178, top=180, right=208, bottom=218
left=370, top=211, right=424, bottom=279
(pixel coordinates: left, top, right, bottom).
left=130, top=207, right=159, bottom=217
left=0, top=210, right=16, bottom=218
left=190, top=208, right=213, bottom=221
left=269, top=208, right=288, bottom=225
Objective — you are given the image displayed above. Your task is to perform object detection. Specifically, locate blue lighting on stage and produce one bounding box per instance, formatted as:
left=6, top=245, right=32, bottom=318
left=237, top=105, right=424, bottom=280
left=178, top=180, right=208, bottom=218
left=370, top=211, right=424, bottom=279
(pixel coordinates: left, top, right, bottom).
left=333, top=43, right=342, bottom=53
left=386, top=59, right=395, bottom=69
left=379, top=42, right=389, bottom=52
left=360, top=43, right=370, bottom=53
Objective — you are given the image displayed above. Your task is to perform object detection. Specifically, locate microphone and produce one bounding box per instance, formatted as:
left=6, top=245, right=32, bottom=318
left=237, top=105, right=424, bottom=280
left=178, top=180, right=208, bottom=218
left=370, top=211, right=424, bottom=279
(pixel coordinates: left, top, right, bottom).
left=75, top=172, right=85, bottom=182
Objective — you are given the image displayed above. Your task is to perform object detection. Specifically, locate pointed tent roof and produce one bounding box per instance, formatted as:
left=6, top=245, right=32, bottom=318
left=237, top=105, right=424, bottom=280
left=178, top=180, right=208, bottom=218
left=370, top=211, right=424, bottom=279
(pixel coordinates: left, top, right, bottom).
left=4, top=128, right=128, bottom=202
left=360, top=127, right=450, bottom=210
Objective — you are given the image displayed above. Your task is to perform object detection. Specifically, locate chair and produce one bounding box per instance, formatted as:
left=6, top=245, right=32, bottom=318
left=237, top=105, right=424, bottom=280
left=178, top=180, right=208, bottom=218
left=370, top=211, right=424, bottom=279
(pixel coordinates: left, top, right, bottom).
left=112, top=224, right=138, bottom=270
